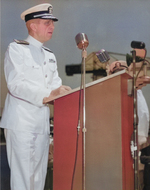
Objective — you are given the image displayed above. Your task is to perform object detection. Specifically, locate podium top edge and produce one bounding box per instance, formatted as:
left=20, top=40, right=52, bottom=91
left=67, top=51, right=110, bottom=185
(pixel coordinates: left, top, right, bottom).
left=48, top=70, right=130, bottom=102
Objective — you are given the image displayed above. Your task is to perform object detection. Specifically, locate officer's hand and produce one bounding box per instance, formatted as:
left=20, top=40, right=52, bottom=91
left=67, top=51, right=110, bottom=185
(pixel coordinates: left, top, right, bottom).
left=43, top=85, right=72, bottom=104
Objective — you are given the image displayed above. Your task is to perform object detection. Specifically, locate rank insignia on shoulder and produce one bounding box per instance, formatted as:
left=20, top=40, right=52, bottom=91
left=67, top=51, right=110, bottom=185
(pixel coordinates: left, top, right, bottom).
left=42, top=46, right=53, bottom=53
left=49, top=59, right=56, bottom=63
left=14, top=39, right=29, bottom=45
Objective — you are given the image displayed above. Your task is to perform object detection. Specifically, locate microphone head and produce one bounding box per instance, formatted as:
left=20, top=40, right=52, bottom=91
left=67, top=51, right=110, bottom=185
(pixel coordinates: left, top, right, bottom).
left=75, top=33, right=89, bottom=50
left=96, top=49, right=110, bottom=63
left=131, top=41, right=145, bottom=49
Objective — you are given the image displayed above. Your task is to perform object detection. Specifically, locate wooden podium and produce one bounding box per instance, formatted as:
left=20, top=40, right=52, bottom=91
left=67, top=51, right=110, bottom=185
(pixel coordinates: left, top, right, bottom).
left=52, top=70, right=134, bottom=190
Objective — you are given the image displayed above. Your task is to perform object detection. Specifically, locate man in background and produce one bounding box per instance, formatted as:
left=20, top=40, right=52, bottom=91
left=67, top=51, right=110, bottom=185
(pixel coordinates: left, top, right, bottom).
left=109, top=59, right=149, bottom=190
left=109, top=60, right=149, bottom=145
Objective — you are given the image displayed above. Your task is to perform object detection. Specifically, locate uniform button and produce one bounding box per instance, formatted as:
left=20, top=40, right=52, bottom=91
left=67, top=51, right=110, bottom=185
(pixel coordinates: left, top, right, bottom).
left=44, top=61, right=46, bottom=65
left=45, top=74, right=47, bottom=78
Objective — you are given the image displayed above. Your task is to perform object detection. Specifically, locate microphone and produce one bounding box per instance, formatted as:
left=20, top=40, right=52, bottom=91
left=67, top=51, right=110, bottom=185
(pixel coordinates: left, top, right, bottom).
left=75, top=33, right=89, bottom=50
left=131, top=41, right=145, bottom=49
left=96, top=49, right=110, bottom=63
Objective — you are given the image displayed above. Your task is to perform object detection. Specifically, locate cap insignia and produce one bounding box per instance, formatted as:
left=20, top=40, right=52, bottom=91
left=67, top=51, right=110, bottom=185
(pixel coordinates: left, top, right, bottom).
left=48, top=6, right=53, bottom=15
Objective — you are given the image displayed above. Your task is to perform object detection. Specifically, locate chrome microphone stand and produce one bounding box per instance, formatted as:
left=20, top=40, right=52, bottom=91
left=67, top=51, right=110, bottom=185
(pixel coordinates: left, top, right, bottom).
left=81, top=46, right=87, bottom=190
left=131, top=41, right=146, bottom=190
left=75, top=33, right=89, bottom=190
left=131, top=49, right=139, bottom=190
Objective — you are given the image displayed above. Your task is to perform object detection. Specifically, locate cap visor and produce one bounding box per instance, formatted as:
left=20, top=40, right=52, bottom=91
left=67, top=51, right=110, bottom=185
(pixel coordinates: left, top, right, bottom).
left=41, top=15, right=58, bottom=21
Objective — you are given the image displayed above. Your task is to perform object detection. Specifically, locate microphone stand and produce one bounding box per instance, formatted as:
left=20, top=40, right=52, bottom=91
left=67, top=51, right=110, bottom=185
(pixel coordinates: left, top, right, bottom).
left=131, top=50, right=139, bottom=190
left=81, top=45, right=87, bottom=190
left=75, top=33, right=88, bottom=190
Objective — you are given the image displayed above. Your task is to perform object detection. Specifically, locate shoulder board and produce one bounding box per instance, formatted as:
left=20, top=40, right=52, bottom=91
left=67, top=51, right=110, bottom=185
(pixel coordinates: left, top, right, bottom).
left=14, top=39, right=29, bottom=45
left=42, top=46, right=53, bottom=53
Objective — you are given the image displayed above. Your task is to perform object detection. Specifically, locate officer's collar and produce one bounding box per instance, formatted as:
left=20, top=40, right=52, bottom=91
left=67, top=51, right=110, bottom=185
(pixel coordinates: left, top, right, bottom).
left=26, top=35, right=43, bottom=49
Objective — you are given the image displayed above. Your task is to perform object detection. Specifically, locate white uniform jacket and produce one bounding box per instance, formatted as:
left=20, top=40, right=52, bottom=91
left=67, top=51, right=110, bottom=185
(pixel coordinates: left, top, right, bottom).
left=0, top=35, right=62, bottom=134
left=137, top=89, right=149, bottom=138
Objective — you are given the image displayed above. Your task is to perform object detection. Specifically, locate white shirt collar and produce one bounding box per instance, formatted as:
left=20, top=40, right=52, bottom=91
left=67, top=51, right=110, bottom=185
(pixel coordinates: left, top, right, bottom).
left=26, top=35, right=43, bottom=49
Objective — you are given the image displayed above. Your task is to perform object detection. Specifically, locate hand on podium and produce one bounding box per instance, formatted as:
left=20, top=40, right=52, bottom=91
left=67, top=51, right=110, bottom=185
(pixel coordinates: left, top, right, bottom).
left=109, top=60, right=150, bottom=90
left=43, top=85, right=72, bottom=104
left=109, top=60, right=128, bottom=74
left=136, top=76, right=150, bottom=89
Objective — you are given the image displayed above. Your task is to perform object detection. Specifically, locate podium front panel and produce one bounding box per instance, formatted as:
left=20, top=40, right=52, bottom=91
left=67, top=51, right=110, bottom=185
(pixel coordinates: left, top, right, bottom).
left=53, top=73, right=134, bottom=190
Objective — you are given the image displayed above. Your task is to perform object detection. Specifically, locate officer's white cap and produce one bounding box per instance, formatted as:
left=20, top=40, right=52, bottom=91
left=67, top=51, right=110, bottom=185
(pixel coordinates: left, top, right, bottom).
left=21, top=3, right=58, bottom=22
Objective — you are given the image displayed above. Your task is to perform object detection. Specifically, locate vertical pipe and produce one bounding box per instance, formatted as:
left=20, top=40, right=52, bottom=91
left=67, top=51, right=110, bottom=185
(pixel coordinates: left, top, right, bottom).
left=132, top=50, right=139, bottom=190
left=81, top=49, right=87, bottom=190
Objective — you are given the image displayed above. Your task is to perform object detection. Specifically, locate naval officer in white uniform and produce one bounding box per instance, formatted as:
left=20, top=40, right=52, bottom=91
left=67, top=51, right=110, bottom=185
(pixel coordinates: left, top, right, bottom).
left=0, top=3, right=71, bottom=190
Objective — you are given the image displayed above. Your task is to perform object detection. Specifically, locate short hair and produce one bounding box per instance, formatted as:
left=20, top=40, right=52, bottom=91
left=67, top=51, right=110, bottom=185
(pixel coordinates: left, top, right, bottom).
left=26, top=19, right=40, bottom=34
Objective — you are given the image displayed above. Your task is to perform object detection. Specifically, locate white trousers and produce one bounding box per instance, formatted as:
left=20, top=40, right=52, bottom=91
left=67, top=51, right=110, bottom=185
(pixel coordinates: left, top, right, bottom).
left=5, top=129, right=49, bottom=190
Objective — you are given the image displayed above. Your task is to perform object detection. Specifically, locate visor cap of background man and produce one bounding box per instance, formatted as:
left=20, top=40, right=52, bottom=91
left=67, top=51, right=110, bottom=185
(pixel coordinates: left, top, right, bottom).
left=21, top=3, right=58, bottom=22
